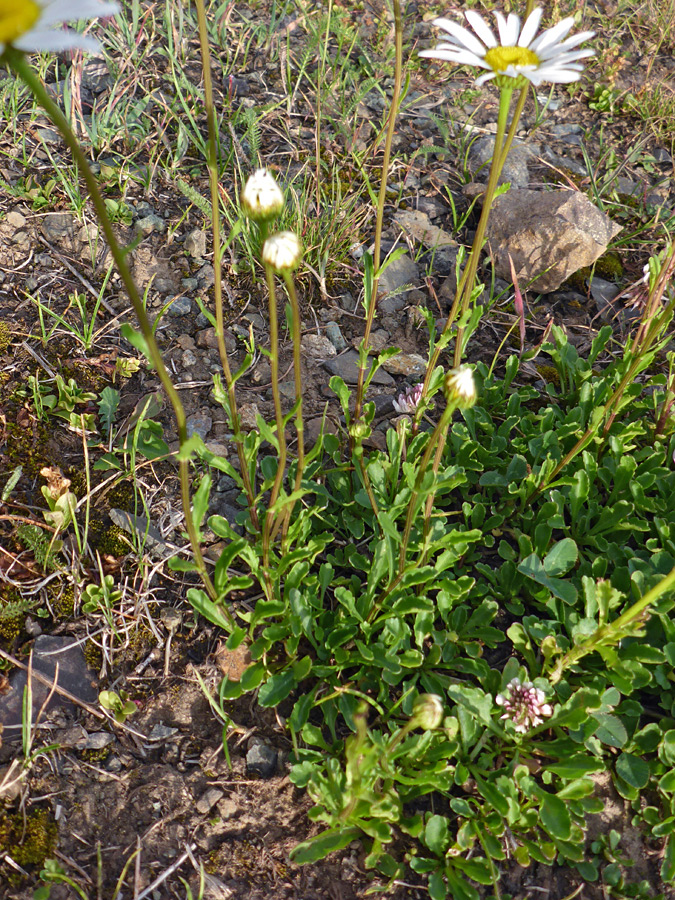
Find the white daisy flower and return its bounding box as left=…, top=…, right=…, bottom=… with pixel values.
left=0, top=0, right=119, bottom=57
left=420, top=7, right=594, bottom=88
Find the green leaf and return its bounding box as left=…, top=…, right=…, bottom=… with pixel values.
left=120, top=323, right=153, bottom=367
left=258, top=670, right=297, bottom=707
left=518, top=553, right=578, bottom=604
left=191, top=474, right=211, bottom=538
left=543, top=538, right=578, bottom=577
left=615, top=752, right=650, bottom=789
left=424, top=815, right=450, bottom=856
left=97, top=386, right=120, bottom=438
left=539, top=791, right=572, bottom=840
left=290, top=827, right=361, bottom=864
left=186, top=588, right=233, bottom=630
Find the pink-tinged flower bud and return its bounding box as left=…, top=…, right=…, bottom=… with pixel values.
left=241, top=168, right=285, bottom=222
left=393, top=382, right=424, bottom=415
left=495, top=677, right=553, bottom=734
left=262, top=232, right=303, bottom=272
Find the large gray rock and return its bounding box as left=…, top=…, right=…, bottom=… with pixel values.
left=468, top=135, right=539, bottom=188
left=486, top=189, right=621, bottom=293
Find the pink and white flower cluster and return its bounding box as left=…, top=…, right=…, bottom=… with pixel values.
left=495, top=677, right=553, bottom=733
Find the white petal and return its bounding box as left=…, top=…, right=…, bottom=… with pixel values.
left=475, top=71, right=497, bottom=86
left=419, top=48, right=488, bottom=69
left=518, top=7, right=543, bottom=47
left=431, top=17, right=487, bottom=57
left=497, top=11, right=521, bottom=46
left=530, top=18, right=575, bottom=53
left=464, top=10, right=497, bottom=48
left=39, top=0, right=119, bottom=27
left=15, top=29, right=102, bottom=52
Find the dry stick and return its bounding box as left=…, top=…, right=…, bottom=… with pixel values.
left=5, top=50, right=220, bottom=612
left=353, top=0, right=403, bottom=425
left=193, top=0, right=259, bottom=533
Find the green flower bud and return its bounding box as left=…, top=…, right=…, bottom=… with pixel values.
left=410, top=693, right=444, bottom=731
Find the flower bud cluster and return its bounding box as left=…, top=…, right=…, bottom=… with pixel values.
left=495, top=678, right=553, bottom=734
left=393, top=382, right=424, bottom=415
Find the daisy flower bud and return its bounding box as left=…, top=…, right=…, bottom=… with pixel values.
left=241, top=168, right=285, bottom=222
left=409, top=694, right=444, bottom=731
left=262, top=231, right=303, bottom=273
left=444, top=365, right=477, bottom=409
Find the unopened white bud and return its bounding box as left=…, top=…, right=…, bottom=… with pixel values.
left=241, top=168, right=285, bottom=222
left=444, top=365, right=477, bottom=409
left=262, top=231, right=303, bottom=272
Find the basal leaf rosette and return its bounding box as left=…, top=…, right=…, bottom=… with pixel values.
left=420, top=7, right=594, bottom=90
left=0, top=0, right=119, bottom=55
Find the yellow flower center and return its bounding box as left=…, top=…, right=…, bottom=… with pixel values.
left=0, top=0, right=40, bottom=45
left=485, top=46, right=539, bottom=73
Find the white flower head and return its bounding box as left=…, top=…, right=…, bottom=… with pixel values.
left=0, top=0, right=119, bottom=56
left=241, top=168, right=285, bottom=222
left=496, top=677, right=553, bottom=733
left=262, top=231, right=303, bottom=273
left=420, top=7, right=595, bottom=88
left=444, top=365, right=477, bottom=409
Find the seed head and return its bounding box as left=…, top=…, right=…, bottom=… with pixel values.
left=409, top=694, right=444, bottom=731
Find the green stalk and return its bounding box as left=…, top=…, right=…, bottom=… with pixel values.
left=280, top=270, right=305, bottom=542
left=193, top=0, right=259, bottom=530
left=417, top=85, right=516, bottom=416
left=262, top=265, right=287, bottom=569
left=3, top=48, right=221, bottom=612
left=398, top=400, right=456, bottom=574
left=549, top=565, right=675, bottom=685
left=354, top=0, right=403, bottom=424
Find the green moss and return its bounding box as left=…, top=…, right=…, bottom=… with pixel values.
left=0, top=807, right=58, bottom=878
left=104, top=479, right=136, bottom=512
left=535, top=365, right=561, bottom=387
left=0, top=321, right=11, bottom=354
left=0, top=586, right=32, bottom=644
left=595, top=250, right=624, bottom=281
left=6, top=419, right=49, bottom=477
left=84, top=639, right=103, bottom=671
left=47, top=583, right=75, bottom=619
left=95, top=524, right=131, bottom=558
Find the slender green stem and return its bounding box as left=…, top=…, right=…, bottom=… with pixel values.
left=262, top=266, right=287, bottom=570
left=280, top=270, right=305, bottom=541
left=452, top=86, right=513, bottom=367
left=398, top=401, right=456, bottom=574
left=354, top=0, right=403, bottom=424
left=193, top=0, right=259, bottom=530
left=549, top=565, right=675, bottom=684
left=417, top=85, right=516, bottom=413
left=3, top=48, right=221, bottom=611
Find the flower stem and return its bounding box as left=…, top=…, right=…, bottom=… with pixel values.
left=193, top=0, right=259, bottom=530
left=280, top=270, right=305, bottom=541
left=354, top=0, right=403, bottom=425
left=3, top=48, right=223, bottom=615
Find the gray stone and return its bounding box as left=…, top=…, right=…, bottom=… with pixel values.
left=109, top=508, right=167, bottom=554
left=468, top=136, right=539, bottom=188
left=7, top=210, right=26, bottom=229
left=381, top=352, right=426, bottom=377
left=184, top=228, right=207, bottom=258
left=136, top=214, right=166, bottom=235
left=393, top=209, right=457, bottom=251
left=208, top=498, right=244, bottom=536
left=376, top=253, right=419, bottom=300
left=549, top=123, right=583, bottom=137
left=378, top=294, right=407, bottom=315
left=197, top=788, right=224, bottom=815
left=41, top=212, right=77, bottom=244
left=351, top=328, right=389, bottom=354
left=239, top=403, right=260, bottom=431
left=217, top=798, right=238, bottom=820
left=182, top=349, right=198, bottom=369
left=251, top=360, right=271, bottom=384
left=169, top=296, right=193, bottom=317
left=279, top=380, right=297, bottom=402
left=186, top=411, right=213, bottom=440
left=246, top=739, right=277, bottom=778
left=486, top=189, right=622, bottom=293
left=541, top=148, right=587, bottom=178
left=196, top=263, right=215, bottom=289
left=182, top=277, right=199, bottom=291
left=0, top=636, right=98, bottom=738
left=81, top=56, right=113, bottom=93
left=83, top=732, right=115, bottom=750
left=325, top=321, right=347, bottom=352
left=301, top=334, right=336, bottom=358
left=322, top=350, right=395, bottom=386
